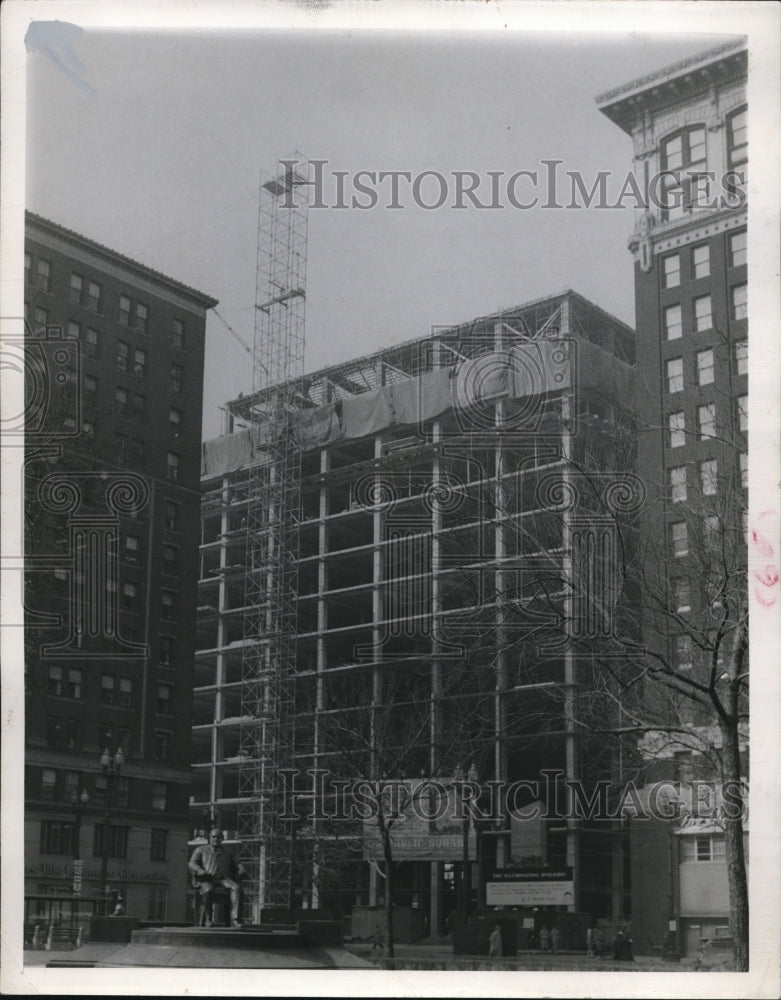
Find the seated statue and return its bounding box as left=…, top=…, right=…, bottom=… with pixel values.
left=188, top=828, right=246, bottom=928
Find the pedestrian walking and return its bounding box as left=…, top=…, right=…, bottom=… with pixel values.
left=539, top=924, right=551, bottom=952
left=488, top=924, right=503, bottom=958
left=551, top=925, right=560, bottom=952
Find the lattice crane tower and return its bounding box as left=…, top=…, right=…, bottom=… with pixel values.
left=237, top=156, right=310, bottom=919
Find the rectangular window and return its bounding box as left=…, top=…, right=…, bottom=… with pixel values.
left=34, top=306, right=48, bottom=330
left=150, top=829, right=168, bottom=862
left=704, top=515, right=720, bottom=550
left=117, top=677, right=133, bottom=708
left=169, top=408, right=181, bottom=436
left=117, top=341, right=130, bottom=372
left=66, top=669, right=82, bottom=699
left=154, top=731, right=171, bottom=763
left=85, top=327, right=99, bottom=358
left=673, top=578, right=691, bottom=612
left=735, top=340, right=747, bottom=376
left=40, top=821, right=73, bottom=856
left=134, top=347, right=147, bottom=378
left=69, top=273, right=83, bottom=305
left=161, top=591, right=176, bottom=620
left=152, top=782, right=167, bottom=811
left=668, top=411, right=686, bottom=448
left=170, top=363, right=183, bottom=393
left=129, top=437, right=144, bottom=461
left=157, top=683, right=173, bottom=714
left=148, top=888, right=168, bottom=921
left=92, top=825, right=129, bottom=859
left=670, top=466, right=686, bottom=502
left=664, top=304, right=682, bottom=340
left=165, top=501, right=179, bottom=531
left=692, top=244, right=710, bottom=280
left=101, top=675, right=115, bottom=705
left=727, top=107, right=747, bottom=190
left=35, top=259, right=52, bottom=292
left=738, top=395, right=748, bottom=433
left=674, top=634, right=693, bottom=670
left=696, top=349, right=714, bottom=386
left=67, top=320, right=81, bottom=341
left=171, top=319, right=185, bottom=349
left=87, top=280, right=101, bottom=312
left=693, top=295, right=712, bottom=332
left=119, top=295, right=131, bottom=325
left=740, top=452, right=748, bottom=489
left=162, top=544, right=177, bottom=572
left=160, top=636, right=174, bottom=666
left=136, top=302, right=148, bottom=333
left=64, top=720, right=82, bottom=750
left=48, top=665, right=63, bottom=696
left=84, top=374, right=97, bottom=395
left=732, top=284, right=748, bottom=321
left=666, top=357, right=684, bottom=393
left=41, top=768, right=57, bottom=800
left=128, top=393, right=144, bottom=419
left=662, top=254, right=680, bottom=289
left=122, top=582, right=137, bottom=610
left=64, top=771, right=80, bottom=798
left=671, top=521, right=688, bottom=558
left=698, top=403, right=716, bottom=440
left=114, top=433, right=128, bottom=462
left=700, top=459, right=718, bottom=496
left=729, top=230, right=747, bottom=268
left=696, top=836, right=712, bottom=861
left=167, top=452, right=180, bottom=481
left=46, top=716, right=62, bottom=748
left=125, top=535, right=139, bottom=562
left=24, top=252, right=31, bottom=281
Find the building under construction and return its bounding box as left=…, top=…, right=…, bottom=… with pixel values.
left=191, top=278, right=641, bottom=933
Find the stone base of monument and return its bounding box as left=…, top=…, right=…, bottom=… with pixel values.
left=130, top=920, right=342, bottom=951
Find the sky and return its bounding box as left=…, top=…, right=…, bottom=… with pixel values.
left=23, top=21, right=737, bottom=440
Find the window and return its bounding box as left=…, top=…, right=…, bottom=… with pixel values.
left=40, top=821, right=73, bottom=855
left=167, top=452, right=180, bottom=481
left=33, top=306, right=48, bottom=330
left=693, top=295, right=712, bottom=332
left=668, top=411, right=686, bottom=448
left=170, top=363, right=183, bottom=393
left=128, top=393, right=145, bottom=419
left=136, top=302, right=148, bottom=333
left=150, top=829, right=168, bottom=862
left=24, top=252, right=31, bottom=281
left=700, top=459, right=718, bottom=496
left=70, top=273, right=83, bottom=305
left=731, top=284, right=748, bottom=321
left=48, top=665, right=63, bottom=696
left=125, top=535, right=139, bottom=562
left=64, top=771, right=80, bottom=798
left=122, top=582, right=137, bottom=610
left=692, top=244, right=710, bottom=280
left=670, top=466, right=686, bottom=502
left=66, top=669, right=82, bottom=699
left=169, top=408, right=181, bottom=436
left=101, top=675, right=115, bottom=705
left=681, top=834, right=726, bottom=862
left=114, top=775, right=130, bottom=808
left=35, top=258, right=52, bottom=292
left=64, top=720, right=82, bottom=750
left=735, top=341, right=747, bottom=376
left=134, top=347, right=146, bottom=378
left=738, top=395, right=748, bottom=433
left=41, top=768, right=57, bottom=800
left=117, top=341, right=130, bottom=372
left=662, top=254, right=680, bottom=289
left=660, top=126, right=707, bottom=220
left=86, top=280, right=101, bottom=311
left=161, top=591, right=176, bottom=620
left=119, top=295, right=131, bottom=325
left=704, top=515, right=720, bottom=550
left=674, top=634, right=693, bottom=670
left=671, top=521, right=688, bottom=558
left=67, top=320, right=81, bottom=342
left=118, top=678, right=133, bottom=708
left=160, top=636, right=174, bottom=666
left=84, top=374, right=97, bottom=395
left=148, top=888, right=168, bottom=921
left=165, top=501, right=179, bottom=531
left=698, top=403, right=716, bottom=440
left=673, top=578, right=691, bottom=612
left=93, top=825, right=129, bottom=859
left=85, top=327, right=99, bottom=358
left=729, top=230, right=747, bottom=268
left=152, top=782, right=167, bottom=811
left=171, top=319, right=185, bottom=349
left=727, top=107, right=747, bottom=191
left=740, top=452, right=748, bottom=489
left=157, top=683, right=173, bottom=715
left=114, top=433, right=128, bottom=462
left=129, top=437, right=144, bottom=461
left=664, top=304, right=682, bottom=340
left=154, top=731, right=171, bottom=763
left=162, top=544, right=177, bottom=572
left=666, top=357, right=684, bottom=393
left=696, top=349, right=714, bottom=386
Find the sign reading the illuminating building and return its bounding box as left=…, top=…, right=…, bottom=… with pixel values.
left=486, top=867, right=574, bottom=906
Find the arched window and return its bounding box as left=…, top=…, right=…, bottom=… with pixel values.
left=659, top=125, right=707, bottom=221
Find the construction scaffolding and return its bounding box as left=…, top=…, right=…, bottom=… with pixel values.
left=237, top=156, right=310, bottom=918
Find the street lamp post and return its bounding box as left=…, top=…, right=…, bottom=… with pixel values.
left=99, top=747, right=125, bottom=914
left=455, top=763, right=479, bottom=922
left=70, top=789, right=90, bottom=897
